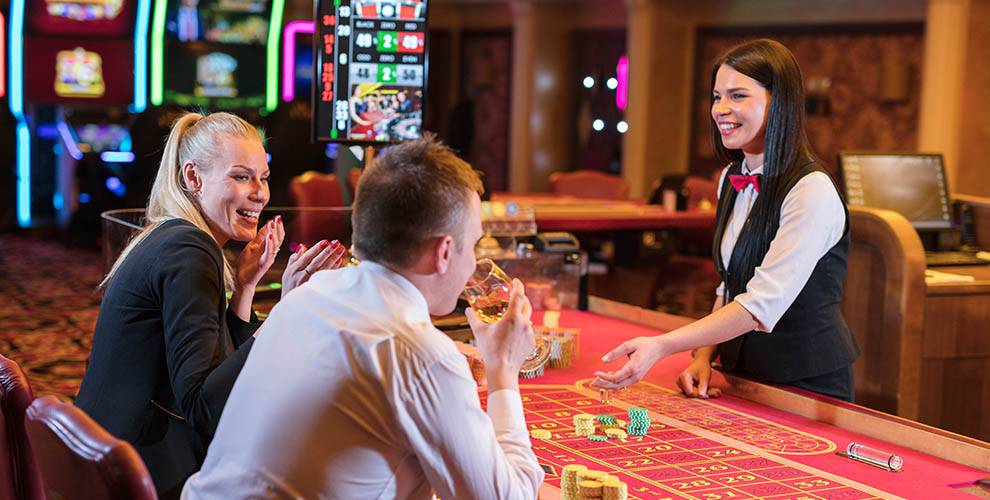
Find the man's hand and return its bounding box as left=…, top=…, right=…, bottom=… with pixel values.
left=467, top=279, right=534, bottom=392
left=591, top=336, right=668, bottom=390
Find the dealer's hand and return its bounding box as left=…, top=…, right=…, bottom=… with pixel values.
left=591, top=336, right=669, bottom=390
left=676, top=356, right=722, bottom=399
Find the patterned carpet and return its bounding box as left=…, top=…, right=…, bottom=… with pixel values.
left=0, top=235, right=102, bottom=400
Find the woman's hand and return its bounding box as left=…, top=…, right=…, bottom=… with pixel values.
left=676, top=356, right=722, bottom=399
left=591, top=336, right=668, bottom=390
left=235, top=216, right=284, bottom=291
left=281, top=239, right=348, bottom=297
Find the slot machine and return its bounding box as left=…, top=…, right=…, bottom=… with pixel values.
left=9, top=0, right=149, bottom=234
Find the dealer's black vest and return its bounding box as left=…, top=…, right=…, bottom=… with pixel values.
left=713, top=161, right=860, bottom=383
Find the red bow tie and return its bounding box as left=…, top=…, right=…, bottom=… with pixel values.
left=728, top=174, right=762, bottom=193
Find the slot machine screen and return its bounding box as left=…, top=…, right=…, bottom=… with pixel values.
left=163, top=41, right=266, bottom=109
left=74, top=123, right=132, bottom=153
left=165, top=0, right=270, bottom=44
left=29, top=0, right=135, bottom=37
left=24, top=37, right=133, bottom=105
left=160, top=0, right=273, bottom=109
left=313, top=0, right=429, bottom=143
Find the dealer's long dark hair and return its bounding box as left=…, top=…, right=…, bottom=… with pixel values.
left=710, top=39, right=824, bottom=297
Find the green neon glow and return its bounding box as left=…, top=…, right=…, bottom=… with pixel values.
left=150, top=0, right=167, bottom=105
left=265, top=0, right=286, bottom=112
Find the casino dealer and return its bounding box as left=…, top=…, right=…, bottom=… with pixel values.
left=593, top=39, right=859, bottom=402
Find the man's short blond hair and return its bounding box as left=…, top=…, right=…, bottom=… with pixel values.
left=352, top=134, right=484, bottom=268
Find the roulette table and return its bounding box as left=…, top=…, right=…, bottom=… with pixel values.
left=482, top=299, right=990, bottom=499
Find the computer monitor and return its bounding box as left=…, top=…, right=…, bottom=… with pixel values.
left=838, top=152, right=953, bottom=230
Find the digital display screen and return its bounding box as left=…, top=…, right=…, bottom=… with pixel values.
left=161, top=0, right=273, bottom=109
left=74, top=123, right=132, bottom=153
left=840, top=153, right=952, bottom=230
left=165, top=0, right=269, bottom=44
left=163, top=41, right=266, bottom=109
left=294, top=38, right=314, bottom=98
left=25, top=37, right=133, bottom=105
left=28, top=0, right=134, bottom=37
left=313, top=0, right=429, bottom=142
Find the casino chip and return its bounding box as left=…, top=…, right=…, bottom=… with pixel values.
left=577, top=480, right=603, bottom=498
left=604, top=428, right=628, bottom=440
left=529, top=429, right=552, bottom=440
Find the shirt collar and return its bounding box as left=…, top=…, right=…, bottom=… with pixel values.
left=741, top=159, right=765, bottom=176
left=356, top=260, right=433, bottom=324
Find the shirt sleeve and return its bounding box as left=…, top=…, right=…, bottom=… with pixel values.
left=154, top=233, right=255, bottom=438
left=395, top=353, right=543, bottom=500
left=733, top=172, right=846, bottom=332
left=226, top=307, right=261, bottom=346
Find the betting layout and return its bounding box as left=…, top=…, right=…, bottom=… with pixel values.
left=480, top=384, right=897, bottom=500
left=313, top=0, right=428, bottom=142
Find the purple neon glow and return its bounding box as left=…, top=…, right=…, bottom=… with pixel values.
left=616, top=54, right=628, bottom=111
left=283, top=20, right=315, bottom=102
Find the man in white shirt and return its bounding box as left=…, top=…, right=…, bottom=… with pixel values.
left=183, top=136, right=544, bottom=499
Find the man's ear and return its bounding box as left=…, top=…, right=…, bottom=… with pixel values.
left=433, top=235, right=454, bottom=274
left=182, top=161, right=201, bottom=194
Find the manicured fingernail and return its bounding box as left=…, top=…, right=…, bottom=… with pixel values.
left=330, top=239, right=340, bottom=246
left=276, top=215, right=282, bottom=223
left=320, top=240, right=330, bottom=248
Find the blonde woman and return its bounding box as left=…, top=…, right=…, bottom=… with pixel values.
left=76, top=112, right=346, bottom=499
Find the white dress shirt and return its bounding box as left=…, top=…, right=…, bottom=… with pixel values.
left=715, top=160, right=846, bottom=332
left=183, top=261, right=543, bottom=500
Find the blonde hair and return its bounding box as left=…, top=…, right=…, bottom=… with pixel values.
left=101, top=111, right=263, bottom=290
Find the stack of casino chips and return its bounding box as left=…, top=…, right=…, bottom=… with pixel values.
left=601, top=476, right=629, bottom=500
left=595, top=414, right=617, bottom=428
left=535, top=326, right=581, bottom=369
left=577, top=480, right=602, bottom=499
left=557, top=467, right=627, bottom=500
left=573, top=413, right=596, bottom=436
left=560, top=464, right=587, bottom=499
left=626, top=407, right=651, bottom=436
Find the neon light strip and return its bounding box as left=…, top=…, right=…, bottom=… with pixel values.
left=1, top=13, right=6, bottom=98
left=265, top=0, right=287, bottom=112
left=101, top=151, right=136, bottom=163
left=10, top=0, right=23, bottom=117
left=616, top=54, right=628, bottom=111
left=150, top=0, right=167, bottom=105
left=10, top=0, right=27, bottom=226
left=282, top=20, right=314, bottom=102
left=57, top=122, right=84, bottom=161
left=15, top=122, right=29, bottom=226
left=133, top=0, right=152, bottom=111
